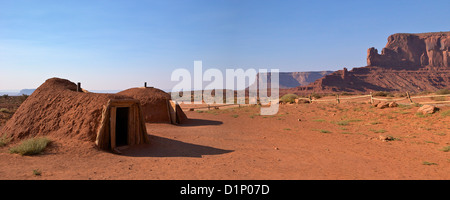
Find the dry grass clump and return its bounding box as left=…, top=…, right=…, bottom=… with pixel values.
left=435, top=89, right=450, bottom=95
left=9, top=137, right=51, bottom=155
left=372, top=91, right=394, bottom=97
left=0, top=135, right=12, bottom=147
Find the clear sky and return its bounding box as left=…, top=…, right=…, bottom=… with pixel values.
left=1, top=0, right=449, bottom=91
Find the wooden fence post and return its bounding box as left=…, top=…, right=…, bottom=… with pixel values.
left=406, top=92, right=413, bottom=104
left=336, top=94, right=340, bottom=104
left=309, top=95, right=312, bottom=104
left=369, top=92, right=374, bottom=104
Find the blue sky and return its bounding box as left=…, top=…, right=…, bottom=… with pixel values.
left=1, top=0, right=449, bottom=91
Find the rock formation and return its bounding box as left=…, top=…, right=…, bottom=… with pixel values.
left=367, top=32, right=450, bottom=68
left=251, top=71, right=333, bottom=89
left=283, top=31, right=450, bottom=95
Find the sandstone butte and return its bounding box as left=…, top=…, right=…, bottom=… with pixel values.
left=283, top=31, right=450, bottom=95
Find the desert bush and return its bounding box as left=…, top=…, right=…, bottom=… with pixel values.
left=370, top=129, right=386, bottom=133
left=440, top=110, right=450, bottom=117
left=422, top=161, right=437, bottom=165
left=9, top=137, right=51, bottom=156
left=336, top=121, right=349, bottom=126
left=18, top=94, right=29, bottom=103
left=33, top=169, right=42, bottom=176
left=0, top=108, right=11, bottom=113
left=279, top=94, right=298, bottom=103
left=0, top=135, right=11, bottom=147
left=416, top=112, right=431, bottom=118
left=372, top=91, right=393, bottom=97
left=395, top=93, right=406, bottom=97
left=431, top=96, right=447, bottom=101
left=311, top=93, right=322, bottom=99
left=440, top=146, right=450, bottom=152
left=436, top=88, right=450, bottom=95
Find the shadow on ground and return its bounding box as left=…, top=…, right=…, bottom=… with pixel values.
left=178, top=118, right=223, bottom=127
left=120, top=135, right=233, bottom=158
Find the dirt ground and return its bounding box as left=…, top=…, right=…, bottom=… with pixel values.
left=0, top=102, right=449, bottom=180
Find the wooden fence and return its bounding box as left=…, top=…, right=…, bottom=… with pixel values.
left=295, top=92, right=450, bottom=105
left=185, top=103, right=247, bottom=111
left=182, top=92, right=450, bottom=111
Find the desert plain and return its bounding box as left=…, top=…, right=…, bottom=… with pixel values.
left=1, top=96, right=449, bottom=180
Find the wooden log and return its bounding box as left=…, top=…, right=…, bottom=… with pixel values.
left=137, top=103, right=149, bottom=144
left=110, top=106, right=117, bottom=150
left=168, top=100, right=177, bottom=124
left=96, top=101, right=112, bottom=150
left=136, top=105, right=141, bottom=145
left=128, top=104, right=136, bottom=146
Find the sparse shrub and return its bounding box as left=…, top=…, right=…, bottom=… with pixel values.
left=441, top=110, right=450, bottom=117
left=0, top=108, right=11, bottom=113
left=9, top=137, right=51, bottom=156
left=431, top=96, right=447, bottom=101
left=440, top=146, right=450, bottom=152
left=2, top=94, right=8, bottom=99
left=33, top=169, right=42, bottom=176
left=398, top=104, right=411, bottom=109
left=395, top=93, right=406, bottom=98
left=313, top=129, right=331, bottom=133
left=372, top=91, right=392, bottom=97
left=336, top=119, right=362, bottom=126
left=422, top=161, right=438, bottom=165
left=311, top=93, right=322, bottom=99
left=436, top=88, right=450, bottom=95
left=415, top=112, right=431, bottom=118
left=231, top=114, right=239, bottom=118
left=19, top=94, right=29, bottom=103
left=370, top=129, right=386, bottom=133
left=0, top=135, right=11, bottom=147
left=249, top=113, right=259, bottom=118
left=336, top=121, right=349, bottom=126
left=279, top=94, right=298, bottom=104
left=412, top=103, right=421, bottom=107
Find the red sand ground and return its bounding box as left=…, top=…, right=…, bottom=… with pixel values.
left=0, top=102, right=449, bottom=180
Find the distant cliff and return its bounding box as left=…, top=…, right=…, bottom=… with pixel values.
left=251, top=71, right=333, bottom=89
left=19, top=89, right=36, bottom=95
left=367, top=32, right=450, bottom=68
left=284, top=32, right=450, bottom=95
